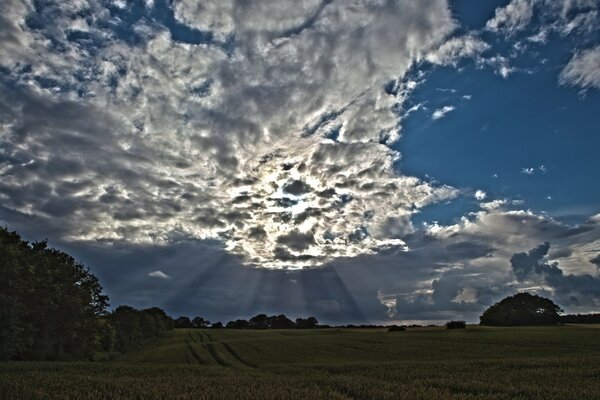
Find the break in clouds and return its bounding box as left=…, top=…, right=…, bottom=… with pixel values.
left=1, top=0, right=600, bottom=319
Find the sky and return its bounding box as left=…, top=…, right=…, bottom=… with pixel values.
left=1, top=0, right=599, bottom=324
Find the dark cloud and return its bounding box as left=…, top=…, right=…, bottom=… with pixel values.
left=283, top=180, right=312, bottom=196
left=511, top=242, right=600, bottom=307
left=277, top=229, right=316, bottom=251
left=590, top=254, right=600, bottom=269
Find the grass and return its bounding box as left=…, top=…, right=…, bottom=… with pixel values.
left=2, top=325, right=600, bottom=399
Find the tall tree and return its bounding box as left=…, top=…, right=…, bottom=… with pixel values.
left=480, top=293, right=562, bottom=326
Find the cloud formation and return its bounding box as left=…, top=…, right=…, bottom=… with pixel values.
left=432, top=106, right=455, bottom=120
left=0, top=0, right=472, bottom=268
left=560, top=45, right=600, bottom=90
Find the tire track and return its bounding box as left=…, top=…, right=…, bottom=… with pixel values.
left=204, top=343, right=229, bottom=367
left=185, top=338, right=205, bottom=365
left=221, top=342, right=257, bottom=368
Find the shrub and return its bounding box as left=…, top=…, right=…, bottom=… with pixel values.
left=445, top=321, right=466, bottom=329
left=387, top=325, right=406, bottom=332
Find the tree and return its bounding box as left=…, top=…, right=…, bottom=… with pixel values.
left=174, top=316, right=194, bottom=328
left=479, top=293, right=563, bottom=326
left=295, top=317, right=318, bottom=329
left=192, top=316, right=210, bottom=328
left=269, top=314, right=295, bottom=329
left=226, top=319, right=250, bottom=329
left=0, top=228, right=109, bottom=360
left=445, top=321, right=466, bottom=329
left=249, top=314, right=270, bottom=329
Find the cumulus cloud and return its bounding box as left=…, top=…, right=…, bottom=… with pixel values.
left=0, top=0, right=465, bottom=269
left=474, top=190, right=487, bottom=201
left=425, top=35, right=490, bottom=66
left=432, top=105, right=455, bottom=120
left=511, top=242, right=600, bottom=307
left=560, top=45, right=600, bottom=90
left=148, top=270, right=170, bottom=279
left=486, top=0, right=534, bottom=34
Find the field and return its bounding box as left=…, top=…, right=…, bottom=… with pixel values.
left=2, top=325, right=600, bottom=399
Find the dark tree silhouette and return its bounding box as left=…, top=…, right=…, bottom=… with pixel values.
left=269, top=314, right=295, bottom=329
left=192, top=317, right=210, bottom=328
left=0, top=228, right=173, bottom=360
left=174, top=316, right=194, bottom=328
left=0, top=228, right=108, bottom=360
left=249, top=314, right=270, bottom=329
left=445, top=321, right=466, bottom=329
left=226, top=319, right=250, bottom=329
left=295, top=317, right=318, bottom=329
left=480, top=293, right=563, bottom=326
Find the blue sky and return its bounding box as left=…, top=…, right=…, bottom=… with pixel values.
left=1, top=0, right=599, bottom=323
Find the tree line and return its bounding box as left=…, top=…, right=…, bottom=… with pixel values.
left=0, top=228, right=173, bottom=360
left=172, top=314, right=319, bottom=329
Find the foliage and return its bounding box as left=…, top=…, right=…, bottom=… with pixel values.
left=480, top=293, right=563, bottom=326
left=445, top=321, right=466, bottom=329
left=387, top=325, right=406, bottom=332
left=0, top=227, right=173, bottom=360
left=222, top=314, right=317, bottom=329
left=0, top=228, right=108, bottom=360
left=108, top=306, right=173, bottom=353
left=560, top=313, right=600, bottom=324
left=295, top=317, right=318, bottom=329
left=174, top=316, right=194, bottom=329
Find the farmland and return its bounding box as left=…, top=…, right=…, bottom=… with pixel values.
left=2, top=325, right=600, bottom=399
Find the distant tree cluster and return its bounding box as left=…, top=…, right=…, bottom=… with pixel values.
left=104, top=306, right=173, bottom=353
left=387, top=325, right=406, bottom=332
left=170, top=314, right=320, bottom=330
left=223, top=314, right=318, bottom=329
left=445, top=321, right=466, bottom=329
left=480, top=293, right=563, bottom=326
left=0, top=228, right=173, bottom=360
left=559, top=314, right=600, bottom=324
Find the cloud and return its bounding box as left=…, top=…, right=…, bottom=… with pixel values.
left=432, top=105, right=455, bottom=120
left=148, top=270, right=170, bottom=279
left=521, top=167, right=535, bottom=175
left=474, top=190, right=487, bottom=201
left=0, top=0, right=462, bottom=269
left=510, top=242, right=600, bottom=307
left=560, top=45, right=600, bottom=90
left=425, top=35, right=490, bottom=66
left=486, top=0, right=534, bottom=34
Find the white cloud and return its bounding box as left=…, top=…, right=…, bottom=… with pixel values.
left=0, top=0, right=461, bottom=269
left=432, top=105, right=455, bottom=120
left=148, top=270, right=170, bottom=279
left=425, top=35, right=490, bottom=66
left=522, top=167, right=535, bottom=175
left=486, top=0, right=534, bottom=34
left=474, top=190, right=487, bottom=201
left=560, top=45, right=600, bottom=90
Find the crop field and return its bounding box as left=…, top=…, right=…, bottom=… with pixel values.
left=2, top=325, right=600, bottom=399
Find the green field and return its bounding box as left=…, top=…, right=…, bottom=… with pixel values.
left=2, top=325, right=600, bottom=399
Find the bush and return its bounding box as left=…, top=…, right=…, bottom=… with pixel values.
left=445, top=321, right=466, bottom=329
left=387, top=325, right=406, bottom=332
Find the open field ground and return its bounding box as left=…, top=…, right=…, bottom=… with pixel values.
left=2, top=325, right=600, bottom=399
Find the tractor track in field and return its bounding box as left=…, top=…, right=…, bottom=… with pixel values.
left=203, top=343, right=229, bottom=367
left=184, top=338, right=205, bottom=365
left=203, top=331, right=213, bottom=342
left=221, top=342, right=257, bottom=368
